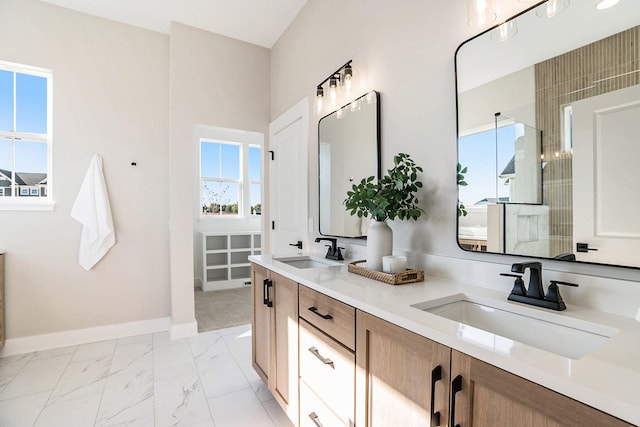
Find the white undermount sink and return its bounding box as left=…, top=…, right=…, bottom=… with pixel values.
left=273, top=255, right=341, bottom=269
left=412, top=295, right=618, bottom=359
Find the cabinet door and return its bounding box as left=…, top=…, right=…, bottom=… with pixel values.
left=356, top=311, right=451, bottom=427
left=272, top=271, right=299, bottom=421
left=450, top=350, right=633, bottom=427
left=251, top=263, right=270, bottom=383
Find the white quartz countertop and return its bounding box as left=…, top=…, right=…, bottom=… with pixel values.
left=250, top=254, right=640, bottom=425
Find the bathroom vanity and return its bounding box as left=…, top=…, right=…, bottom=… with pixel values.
left=250, top=255, right=639, bottom=427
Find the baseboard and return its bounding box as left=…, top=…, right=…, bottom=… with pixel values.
left=0, top=317, right=171, bottom=357
left=202, top=279, right=251, bottom=292
left=170, top=321, right=198, bottom=340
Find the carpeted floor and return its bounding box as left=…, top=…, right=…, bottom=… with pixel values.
left=195, top=286, right=252, bottom=332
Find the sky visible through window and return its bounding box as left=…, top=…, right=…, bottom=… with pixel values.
left=200, top=141, right=261, bottom=214
left=458, top=124, right=516, bottom=207
left=0, top=69, right=48, bottom=174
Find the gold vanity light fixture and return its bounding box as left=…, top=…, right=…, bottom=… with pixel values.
left=467, top=0, right=497, bottom=28
left=596, top=0, right=620, bottom=10
left=535, top=0, right=570, bottom=18
left=315, top=60, right=353, bottom=116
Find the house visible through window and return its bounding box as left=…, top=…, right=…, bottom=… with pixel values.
left=200, top=140, right=261, bottom=217
left=0, top=61, right=52, bottom=208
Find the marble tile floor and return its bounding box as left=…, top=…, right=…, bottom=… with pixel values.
left=0, top=324, right=293, bottom=427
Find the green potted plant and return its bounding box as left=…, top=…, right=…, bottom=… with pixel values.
left=344, top=152, right=425, bottom=270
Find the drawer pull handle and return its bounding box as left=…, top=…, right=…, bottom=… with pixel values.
left=308, top=412, right=325, bottom=427
left=308, top=346, right=334, bottom=368
left=308, top=306, right=333, bottom=320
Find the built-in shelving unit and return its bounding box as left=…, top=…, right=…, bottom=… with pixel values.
left=202, top=232, right=261, bottom=291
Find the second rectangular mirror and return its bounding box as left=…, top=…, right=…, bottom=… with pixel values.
left=319, top=91, right=380, bottom=238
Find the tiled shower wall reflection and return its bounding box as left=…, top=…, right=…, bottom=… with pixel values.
left=535, top=26, right=640, bottom=256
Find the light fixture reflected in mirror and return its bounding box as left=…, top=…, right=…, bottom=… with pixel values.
left=315, top=60, right=354, bottom=116
left=536, top=0, right=570, bottom=18
left=490, top=21, right=518, bottom=41
left=596, top=0, right=620, bottom=10
left=467, top=0, right=497, bottom=28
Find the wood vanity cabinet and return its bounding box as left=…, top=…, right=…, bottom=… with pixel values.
left=450, top=350, right=633, bottom=427
left=251, top=263, right=298, bottom=422
left=251, top=266, right=633, bottom=427
left=355, top=310, right=451, bottom=427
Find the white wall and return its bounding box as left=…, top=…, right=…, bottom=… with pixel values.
left=0, top=0, right=171, bottom=339
left=168, top=23, right=270, bottom=331
left=270, top=0, right=640, bottom=314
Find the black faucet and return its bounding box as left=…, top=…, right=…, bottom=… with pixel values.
left=511, top=261, right=544, bottom=299
left=501, top=261, right=579, bottom=311
left=314, top=237, right=344, bottom=261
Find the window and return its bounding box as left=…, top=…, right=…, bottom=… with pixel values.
left=0, top=61, right=52, bottom=209
left=200, top=139, right=261, bottom=218
left=458, top=124, right=517, bottom=207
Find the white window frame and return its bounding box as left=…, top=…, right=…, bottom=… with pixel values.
left=200, top=140, right=243, bottom=217
left=196, top=126, right=263, bottom=220
left=248, top=144, right=262, bottom=216
left=0, top=60, right=53, bottom=211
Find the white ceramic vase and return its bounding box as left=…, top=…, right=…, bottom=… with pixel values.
left=366, top=220, right=393, bottom=271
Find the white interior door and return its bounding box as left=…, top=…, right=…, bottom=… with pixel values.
left=268, top=98, right=308, bottom=255
left=572, top=84, right=640, bottom=264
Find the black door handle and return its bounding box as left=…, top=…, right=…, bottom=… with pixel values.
left=450, top=375, right=463, bottom=427
left=289, top=240, right=303, bottom=249
left=430, top=365, right=442, bottom=426
left=576, top=242, right=598, bottom=253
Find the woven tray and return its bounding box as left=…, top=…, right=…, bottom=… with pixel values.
left=347, top=260, right=424, bottom=285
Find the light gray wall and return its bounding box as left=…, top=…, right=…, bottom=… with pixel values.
left=0, top=1, right=271, bottom=341
left=271, top=0, right=488, bottom=259
left=0, top=0, right=171, bottom=338
left=168, top=23, right=270, bottom=327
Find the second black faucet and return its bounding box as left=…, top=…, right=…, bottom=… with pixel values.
left=314, top=237, right=344, bottom=261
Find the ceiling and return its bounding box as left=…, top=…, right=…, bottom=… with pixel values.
left=40, top=0, right=308, bottom=48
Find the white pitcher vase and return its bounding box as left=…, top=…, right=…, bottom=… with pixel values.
left=366, top=220, right=393, bottom=271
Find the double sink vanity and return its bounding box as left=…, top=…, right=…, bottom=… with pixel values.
left=250, top=254, right=639, bottom=427
left=254, top=2, right=640, bottom=425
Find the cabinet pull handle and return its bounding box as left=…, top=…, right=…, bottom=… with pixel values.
left=450, top=375, right=463, bottom=427
left=308, top=306, right=333, bottom=320
left=264, top=279, right=273, bottom=308
left=262, top=278, right=268, bottom=306
left=308, top=412, right=324, bottom=427
left=308, top=346, right=334, bottom=368
left=430, top=365, right=442, bottom=426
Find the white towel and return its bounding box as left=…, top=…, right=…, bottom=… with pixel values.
left=71, top=154, right=116, bottom=271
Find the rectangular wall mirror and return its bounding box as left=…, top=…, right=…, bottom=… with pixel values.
left=319, top=90, right=380, bottom=238
left=455, top=0, right=640, bottom=269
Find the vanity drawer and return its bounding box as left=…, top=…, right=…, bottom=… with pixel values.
left=299, top=380, right=349, bottom=427
left=299, top=319, right=355, bottom=425
left=299, top=285, right=355, bottom=350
